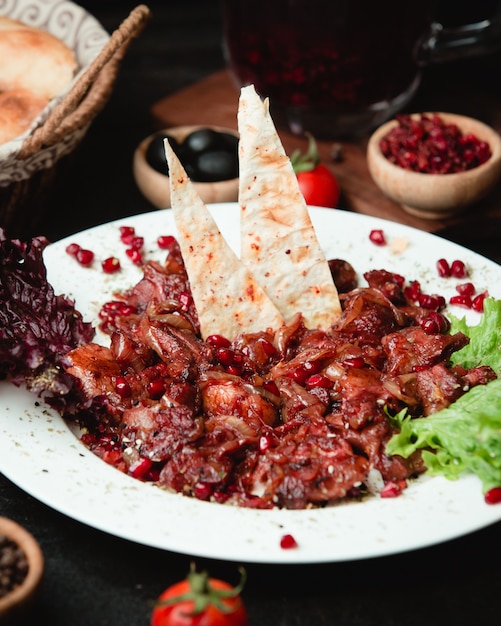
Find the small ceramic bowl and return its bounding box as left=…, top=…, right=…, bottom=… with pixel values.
left=133, top=125, right=240, bottom=209
left=367, top=112, right=501, bottom=219
left=0, top=517, right=44, bottom=625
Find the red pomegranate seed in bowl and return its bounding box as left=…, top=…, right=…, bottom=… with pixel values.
left=367, top=112, right=501, bottom=220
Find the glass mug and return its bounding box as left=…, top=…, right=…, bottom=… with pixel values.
left=221, top=0, right=501, bottom=138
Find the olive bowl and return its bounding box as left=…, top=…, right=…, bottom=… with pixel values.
left=367, top=112, right=501, bottom=220
left=133, top=125, right=240, bottom=209
left=0, top=517, right=44, bottom=625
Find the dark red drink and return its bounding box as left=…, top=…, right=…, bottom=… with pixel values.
left=222, top=0, right=435, bottom=138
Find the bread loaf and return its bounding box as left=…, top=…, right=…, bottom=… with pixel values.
left=0, top=89, right=49, bottom=144
left=0, top=16, right=77, bottom=145
left=0, top=16, right=77, bottom=99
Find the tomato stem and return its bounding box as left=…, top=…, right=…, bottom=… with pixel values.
left=156, top=563, right=247, bottom=616
left=290, top=132, right=321, bottom=173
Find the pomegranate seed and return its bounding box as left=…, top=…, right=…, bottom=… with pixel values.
left=65, top=242, right=81, bottom=256
left=75, top=248, right=95, bottom=266
left=369, top=229, right=386, bottom=246
left=258, top=337, right=277, bottom=357
left=343, top=357, right=365, bottom=368
left=421, top=316, right=440, bottom=334
left=119, top=226, right=135, bottom=243
left=216, top=347, right=236, bottom=366
left=392, top=273, right=405, bottom=287
left=449, top=294, right=472, bottom=308
left=129, top=457, right=153, bottom=480
left=413, top=364, right=429, bottom=372
left=472, top=292, right=488, bottom=312
left=418, top=293, right=445, bottom=310
left=259, top=433, right=274, bottom=453
left=455, top=282, right=475, bottom=297
left=212, top=490, right=230, bottom=504
left=263, top=380, right=280, bottom=396
left=101, top=256, right=121, bottom=274
left=178, top=292, right=193, bottom=311
left=305, top=374, right=332, bottom=390
left=404, top=280, right=421, bottom=302
left=380, top=480, right=406, bottom=498
left=206, top=334, right=231, bottom=349
left=420, top=311, right=451, bottom=335
left=303, top=361, right=322, bottom=376
left=484, top=486, right=501, bottom=505
left=436, top=258, right=451, bottom=277
left=450, top=259, right=468, bottom=278
left=157, top=235, right=176, bottom=249
left=125, top=248, right=143, bottom=265
left=147, top=379, right=165, bottom=399
left=194, top=482, right=213, bottom=500
left=288, top=366, right=309, bottom=386
left=102, top=450, right=122, bottom=466
left=129, top=236, right=144, bottom=250
left=115, top=376, right=132, bottom=398
left=280, top=534, right=298, bottom=549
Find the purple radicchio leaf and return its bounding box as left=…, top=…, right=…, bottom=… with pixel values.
left=0, top=229, right=95, bottom=411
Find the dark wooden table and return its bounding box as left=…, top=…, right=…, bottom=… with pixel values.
left=2, top=1, right=501, bottom=625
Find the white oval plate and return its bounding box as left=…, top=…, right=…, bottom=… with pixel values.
left=1, top=205, right=500, bottom=564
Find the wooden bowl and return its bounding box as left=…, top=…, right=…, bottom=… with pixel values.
left=133, top=125, right=240, bottom=209
left=0, top=517, right=44, bottom=625
left=367, top=112, right=501, bottom=219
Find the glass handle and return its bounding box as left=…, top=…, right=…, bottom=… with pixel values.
left=418, top=13, right=501, bottom=65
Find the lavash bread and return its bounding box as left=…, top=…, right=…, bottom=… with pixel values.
left=0, top=15, right=77, bottom=145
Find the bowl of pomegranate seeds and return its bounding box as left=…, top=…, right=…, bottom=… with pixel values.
left=367, top=112, right=501, bottom=219
left=0, top=517, right=44, bottom=624
left=133, top=125, right=240, bottom=208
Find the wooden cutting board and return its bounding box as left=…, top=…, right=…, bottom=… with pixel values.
left=149, top=70, right=501, bottom=237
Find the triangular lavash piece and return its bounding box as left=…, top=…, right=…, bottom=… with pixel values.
left=164, top=140, right=284, bottom=340
left=238, top=85, right=341, bottom=329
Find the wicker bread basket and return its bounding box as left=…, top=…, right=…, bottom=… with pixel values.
left=0, top=2, right=150, bottom=239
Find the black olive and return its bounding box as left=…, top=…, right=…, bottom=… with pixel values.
left=144, top=128, right=239, bottom=182
left=183, top=128, right=226, bottom=154
left=217, top=132, right=239, bottom=152
left=194, top=150, right=239, bottom=182
left=145, top=133, right=182, bottom=175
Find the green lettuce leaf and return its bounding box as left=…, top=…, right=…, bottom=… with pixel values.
left=449, top=297, right=501, bottom=372
left=387, top=378, right=501, bottom=492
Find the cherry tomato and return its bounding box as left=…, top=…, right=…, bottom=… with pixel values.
left=151, top=565, right=248, bottom=626
left=291, top=133, right=340, bottom=208
left=296, top=163, right=340, bottom=208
